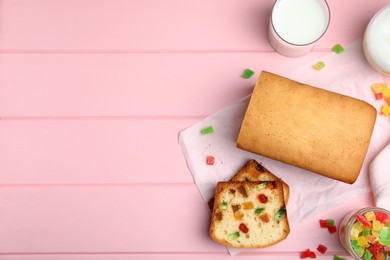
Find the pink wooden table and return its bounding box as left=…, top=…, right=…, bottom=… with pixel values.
left=0, top=0, right=389, bottom=259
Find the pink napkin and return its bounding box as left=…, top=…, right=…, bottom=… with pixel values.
left=369, top=141, right=390, bottom=211
left=179, top=41, right=390, bottom=255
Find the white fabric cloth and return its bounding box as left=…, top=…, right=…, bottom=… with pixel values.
left=179, top=41, right=390, bottom=255
left=370, top=142, right=390, bottom=211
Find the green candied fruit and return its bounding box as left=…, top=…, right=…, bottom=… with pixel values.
left=257, top=182, right=268, bottom=190
left=362, top=229, right=371, bottom=236
left=254, top=207, right=265, bottom=215
left=353, top=246, right=365, bottom=257
left=379, top=229, right=390, bottom=246
left=242, top=69, right=255, bottom=79
left=275, top=207, right=286, bottom=221
left=332, top=44, right=345, bottom=54
left=219, top=201, right=228, bottom=210
left=200, top=126, right=214, bottom=135
left=364, top=250, right=373, bottom=260
left=228, top=231, right=240, bottom=240
left=326, top=219, right=335, bottom=227
left=333, top=256, right=346, bottom=260
left=313, top=61, right=325, bottom=70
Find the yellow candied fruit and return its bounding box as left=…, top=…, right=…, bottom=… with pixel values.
left=357, top=236, right=370, bottom=248
left=242, top=202, right=254, bottom=210
left=381, top=105, right=390, bottom=117
left=371, top=83, right=388, bottom=94
left=384, top=88, right=390, bottom=105
left=350, top=227, right=361, bottom=240
left=373, top=220, right=383, bottom=232
left=353, top=221, right=364, bottom=232
left=372, top=230, right=380, bottom=236
left=365, top=211, right=376, bottom=222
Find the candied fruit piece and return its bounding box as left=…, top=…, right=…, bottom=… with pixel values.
left=313, top=61, right=325, bottom=70
left=201, top=126, right=214, bottom=135
left=371, top=83, right=387, bottom=94
left=242, top=69, right=255, bottom=79
left=327, top=219, right=335, bottom=227
left=384, top=88, right=390, bottom=105
left=206, top=156, right=215, bottom=165
left=375, top=212, right=389, bottom=224
left=228, top=231, right=240, bottom=240
left=242, top=202, right=254, bottom=210
left=328, top=226, right=337, bottom=233
left=317, top=244, right=327, bottom=254
left=332, top=44, right=345, bottom=54
left=356, top=213, right=372, bottom=228
left=219, top=201, right=228, bottom=209
left=301, top=249, right=316, bottom=258
left=364, top=249, right=373, bottom=260
left=351, top=227, right=360, bottom=240
left=381, top=105, right=390, bottom=117
left=320, top=219, right=328, bottom=228
left=369, top=242, right=384, bottom=256
left=254, top=207, right=264, bottom=215
left=373, top=220, right=383, bottom=232
left=239, top=223, right=249, bottom=233
left=275, top=207, right=286, bottom=222
left=357, top=236, right=370, bottom=248
left=375, top=92, right=384, bottom=100
left=365, top=211, right=376, bottom=222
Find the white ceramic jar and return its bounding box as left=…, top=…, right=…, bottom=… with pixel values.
left=363, top=5, right=390, bottom=75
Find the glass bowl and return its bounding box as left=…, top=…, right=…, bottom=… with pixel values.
left=339, top=207, right=390, bottom=259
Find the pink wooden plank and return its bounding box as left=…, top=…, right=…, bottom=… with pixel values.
left=0, top=185, right=373, bottom=254
left=0, top=254, right=350, bottom=260
left=0, top=252, right=353, bottom=260
left=0, top=185, right=221, bottom=253
left=0, top=118, right=195, bottom=184
left=0, top=52, right=324, bottom=117
left=0, top=0, right=387, bottom=51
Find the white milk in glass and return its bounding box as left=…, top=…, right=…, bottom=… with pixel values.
left=268, top=0, right=330, bottom=56
left=363, top=5, right=390, bottom=75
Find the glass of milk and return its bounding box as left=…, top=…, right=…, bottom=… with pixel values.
left=268, top=0, right=330, bottom=57
left=363, top=5, right=390, bottom=75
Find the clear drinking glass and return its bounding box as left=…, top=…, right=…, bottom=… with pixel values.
left=268, top=0, right=330, bottom=57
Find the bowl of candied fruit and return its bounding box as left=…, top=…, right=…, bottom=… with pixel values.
left=339, top=207, right=390, bottom=260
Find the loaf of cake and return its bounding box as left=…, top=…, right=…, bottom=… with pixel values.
left=231, top=160, right=290, bottom=205
left=237, top=71, right=377, bottom=184
left=209, top=181, right=289, bottom=248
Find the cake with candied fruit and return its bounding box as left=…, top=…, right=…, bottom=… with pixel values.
left=209, top=181, right=289, bottom=248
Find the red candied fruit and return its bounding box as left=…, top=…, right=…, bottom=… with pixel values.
left=319, top=219, right=328, bottom=228
left=239, top=223, right=249, bottom=233
left=317, top=244, right=327, bottom=254
left=374, top=211, right=389, bottom=224
left=206, top=156, right=215, bottom=165
left=328, top=226, right=337, bottom=233
left=356, top=213, right=372, bottom=228
left=300, top=249, right=316, bottom=258
left=258, top=194, right=268, bottom=203
left=369, top=242, right=385, bottom=256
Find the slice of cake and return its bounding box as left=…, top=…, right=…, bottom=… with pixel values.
left=231, top=160, right=290, bottom=205
left=209, top=181, right=289, bottom=248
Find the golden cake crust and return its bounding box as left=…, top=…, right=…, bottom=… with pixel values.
left=237, top=71, right=377, bottom=184
left=231, top=160, right=290, bottom=205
